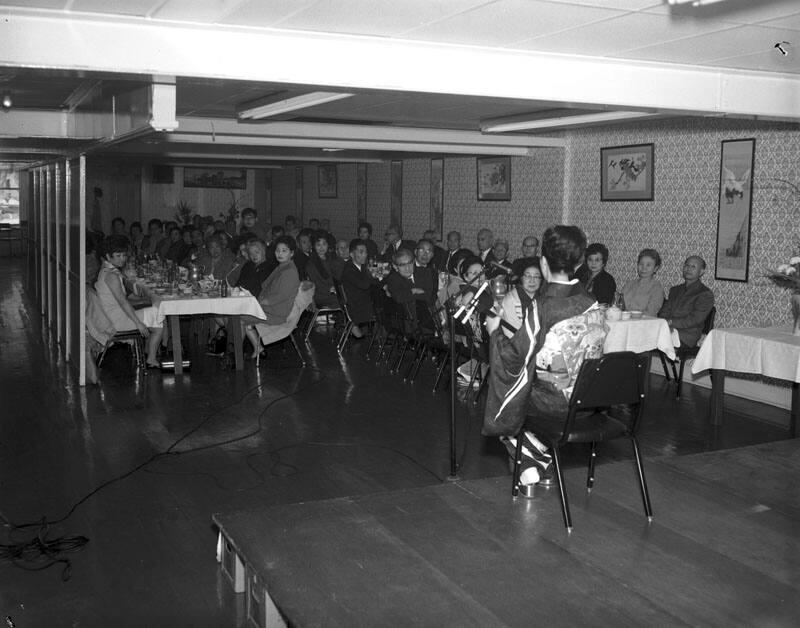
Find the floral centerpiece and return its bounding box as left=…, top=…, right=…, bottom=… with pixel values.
left=766, top=253, right=800, bottom=336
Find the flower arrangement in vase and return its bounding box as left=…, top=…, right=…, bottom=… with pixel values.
left=766, top=253, right=800, bottom=336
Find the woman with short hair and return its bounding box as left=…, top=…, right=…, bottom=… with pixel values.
left=620, top=248, right=665, bottom=316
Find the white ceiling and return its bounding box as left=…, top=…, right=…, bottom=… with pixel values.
left=0, top=0, right=798, bottom=165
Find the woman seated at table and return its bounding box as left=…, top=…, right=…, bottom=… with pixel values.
left=620, top=248, right=665, bottom=316
left=306, top=231, right=340, bottom=309
left=500, top=262, right=543, bottom=338
left=163, top=226, right=190, bottom=265
left=576, top=242, right=616, bottom=306
left=195, top=234, right=236, bottom=280
left=244, top=236, right=301, bottom=356
left=236, top=239, right=275, bottom=297
left=95, top=235, right=163, bottom=368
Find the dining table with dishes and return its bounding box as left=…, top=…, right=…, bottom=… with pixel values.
left=132, top=260, right=265, bottom=373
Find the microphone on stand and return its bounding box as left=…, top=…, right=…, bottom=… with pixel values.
left=487, top=260, right=513, bottom=274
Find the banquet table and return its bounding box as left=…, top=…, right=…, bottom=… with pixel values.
left=149, top=289, right=265, bottom=374
left=604, top=315, right=679, bottom=361
left=692, top=326, right=800, bottom=437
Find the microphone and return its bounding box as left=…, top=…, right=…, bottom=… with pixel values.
left=487, top=260, right=513, bottom=273
left=454, top=280, right=489, bottom=319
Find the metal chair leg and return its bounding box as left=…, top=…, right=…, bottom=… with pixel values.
left=433, top=352, right=449, bottom=392
left=659, top=352, right=671, bottom=380
left=551, top=446, right=572, bottom=532
left=587, top=441, right=597, bottom=491
left=631, top=436, right=653, bottom=520
left=404, top=344, right=424, bottom=381
left=392, top=338, right=410, bottom=373
left=676, top=358, right=685, bottom=397
left=511, top=435, right=524, bottom=497
left=290, top=334, right=306, bottom=367
left=304, top=306, right=319, bottom=343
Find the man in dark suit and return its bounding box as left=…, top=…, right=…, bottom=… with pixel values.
left=477, top=228, right=495, bottom=267
left=379, top=223, right=417, bottom=264
left=658, top=255, right=715, bottom=348
left=444, top=230, right=473, bottom=275
left=357, top=222, right=380, bottom=262
left=413, top=239, right=438, bottom=306
left=384, top=247, right=434, bottom=332
left=341, top=239, right=382, bottom=338
left=423, top=229, right=448, bottom=272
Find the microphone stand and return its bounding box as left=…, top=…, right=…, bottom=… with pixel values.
left=440, top=271, right=485, bottom=481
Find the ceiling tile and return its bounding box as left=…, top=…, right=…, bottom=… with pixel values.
left=401, top=0, right=625, bottom=47
left=757, top=13, right=800, bottom=31
left=703, top=48, right=800, bottom=75
left=150, top=0, right=250, bottom=22
left=620, top=24, right=798, bottom=65
left=538, top=0, right=661, bottom=10
left=0, top=0, right=67, bottom=9
left=69, top=0, right=163, bottom=17
left=219, top=0, right=318, bottom=28
left=275, top=0, right=492, bottom=37
left=515, top=11, right=734, bottom=56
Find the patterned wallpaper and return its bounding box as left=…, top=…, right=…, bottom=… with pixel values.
left=564, top=118, right=800, bottom=329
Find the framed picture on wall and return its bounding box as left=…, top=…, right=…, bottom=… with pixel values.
left=430, top=158, right=444, bottom=237
left=600, top=143, right=654, bottom=201
left=715, top=138, right=755, bottom=282
left=477, top=156, right=511, bottom=201
left=318, top=165, right=337, bottom=198
left=184, top=168, right=246, bottom=189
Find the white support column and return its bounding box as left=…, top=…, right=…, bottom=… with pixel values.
left=55, top=162, right=63, bottom=346
left=45, top=167, right=53, bottom=328
left=65, top=158, right=72, bottom=362
left=79, top=156, right=86, bottom=387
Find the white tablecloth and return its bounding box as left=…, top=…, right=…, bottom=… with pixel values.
left=604, top=315, right=679, bottom=360
left=692, top=326, right=800, bottom=383
left=152, top=293, right=266, bottom=325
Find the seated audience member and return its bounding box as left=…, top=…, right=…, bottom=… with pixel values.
left=293, top=228, right=313, bottom=279
left=476, top=228, right=495, bottom=265
left=111, top=217, right=126, bottom=236
left=236, top=239, right=275, bottom=298
left=341, top=239, right=382, bottom=338
left=454, top=256, right=491, bottom=381
left=357, top=222, right=379, bottom=262
left=225, top=234, right=255, bottom=287
left=658, top=255, right=714, bottom=348
left=95, top=235, right=163, bottom=368
left=621, top=248, right=665, bottom=316
left=308, top=218, right=320, bottom=231
left=244, top=236, right=301, bottom=356
left=444, top=230, right=466, bottom=275
left=413, top=239, right=438, bottom=306
left=239, top=207, right=270, bottom=241
left=182, top=227, right=206, bottom=267
left=269, top=225, right=285, bottom=243
left=141, top=218, right=165, bottom=258
left=423, top=229, right=448, bottom=271
left=486, top=238, right=513, bottom=278
left=195, top=234, right=236, bottom=279
left=500, top=263, right=543, bottom=338
left=331, top=239, right=350, bottom=281
left=384, top=248, right=435, bottom=331
left=284, top=215, right=300, bottom=239
left=511, top=236, right=540, bottom=281
left=201, top=216, right=217, bottom=240
left=164, top=226, right=190, bottom=265
left=379, top=223, right=417, bottom=264
left=485, top=225, right=606, bottom=486
left=319, top=219, right=336, bottom=249
left=576, top=242, right=617, bottom=306
left=129, top=221, right=144, bottom=258
left=306, top=232, right=340, bottom=308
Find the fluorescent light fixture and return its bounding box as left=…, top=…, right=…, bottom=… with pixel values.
left=238, top=92, right=354, bottom=120
left=667, top=0, right=727, bottom=6
left=482, top=111, right=658, bottom=133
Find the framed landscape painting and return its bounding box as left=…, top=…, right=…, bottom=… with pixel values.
left=715, top=138, right=755, bottom=282
left=477, top=156, right=511, bottom=201
left=600, top=143, right=654, bottom=201
left=318, top=165, right=337, bottom=198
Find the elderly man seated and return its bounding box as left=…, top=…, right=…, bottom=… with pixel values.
left=658, top=255, right=715, bottom=348
left=384, top=247, right=435, bottom=332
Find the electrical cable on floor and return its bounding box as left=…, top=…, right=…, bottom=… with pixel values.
left=0, top=362, right=326, bottom=579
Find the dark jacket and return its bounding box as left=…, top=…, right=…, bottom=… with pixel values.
left=341, top=260, right=379, bottom=324
left=577, top=267, right=617, bottom=306
left=658, top=281, right=714, bottom=348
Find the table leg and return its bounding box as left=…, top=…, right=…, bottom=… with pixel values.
left=791, top=383, right=799, bottom=439
left=170, top=315, right=183, bottom=375
left=710, top=368, right=725, bottom=427
left=229, top=315, right=244, bottom=371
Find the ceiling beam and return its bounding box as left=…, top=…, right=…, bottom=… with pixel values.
left=2, top=11, right=800, bottom=120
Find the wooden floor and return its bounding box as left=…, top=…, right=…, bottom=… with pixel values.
left=216, top=439, right=800, bottom=627
left=0, top=257, right=795, bottom=627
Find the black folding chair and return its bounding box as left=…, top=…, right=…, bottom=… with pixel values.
left=660, top=306, right=716, bottom=397
left=515, top=351, right=653, bottom=532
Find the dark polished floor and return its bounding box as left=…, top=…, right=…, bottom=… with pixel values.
left=0, top=258, right=793, bottom=627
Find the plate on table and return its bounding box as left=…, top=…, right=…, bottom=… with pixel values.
left=628, top=310, right=643, bottom=319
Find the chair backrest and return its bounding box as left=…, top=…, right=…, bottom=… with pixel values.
left=565, top=351, right=647, bottom=436
left=702, top=306, right=716, bottom=335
